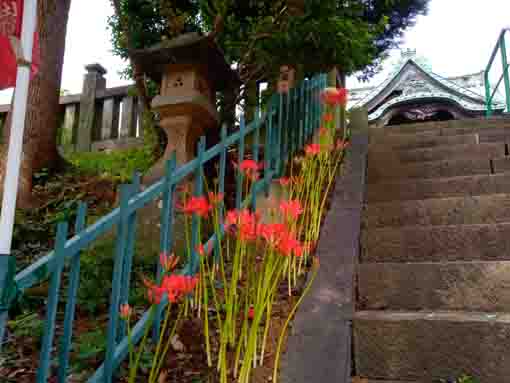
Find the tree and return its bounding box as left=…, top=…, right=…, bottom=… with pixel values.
left=1, top=0, right=72, bottom=207
left=108, top=0, right=429, bottom=114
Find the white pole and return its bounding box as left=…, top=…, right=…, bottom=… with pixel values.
left=0, top=0, right=38, bottom=255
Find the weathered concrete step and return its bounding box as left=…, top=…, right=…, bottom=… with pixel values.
left=369, top=142, right=505, bottom=164
left=353, top=311, right=510, bottom=382
left=367, top=157, right=494, bottom=184
left=381, top=118, right=510, bottom=135
left=361, top=223, right=510, bottom=263
left=366, top=173, right=510, bottom=202
left=370, top=129, right=510, bottom=150
left=365, top=194, right=510, bottom=228
left=358, top=261, right=510, bottom=312
left=368, top=156, right=510, bottom=184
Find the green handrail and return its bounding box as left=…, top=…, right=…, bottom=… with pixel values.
left=485, top=28, right=510, bottom=116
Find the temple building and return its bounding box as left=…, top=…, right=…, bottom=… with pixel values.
left=348, top=49, right=507, bottom=127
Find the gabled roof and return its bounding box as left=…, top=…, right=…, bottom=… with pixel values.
left=349, top=58, right=506, bottom=121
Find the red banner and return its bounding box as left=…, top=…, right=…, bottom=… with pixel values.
left=0, top=0, right=40, bottom=90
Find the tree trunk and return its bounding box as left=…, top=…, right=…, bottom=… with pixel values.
left=1, top=0, right=72, bottom=207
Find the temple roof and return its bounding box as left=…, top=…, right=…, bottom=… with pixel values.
left=348, top=54, right=506, bottom=122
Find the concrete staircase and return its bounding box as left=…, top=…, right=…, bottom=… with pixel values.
left=354, top=118, right=510, bottom=383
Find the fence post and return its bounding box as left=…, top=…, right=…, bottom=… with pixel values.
left=118, top=173, right=141, bottom=342
left=36, top=221, right=69, bottom=383
left=58, top=203, right=88, bottom=382
left=104, top=184, right=134, bottom=383
left=264, top=105, right=274, bottom=196
left=485, top=71, right=492, bottom=117
left=191, top=137, right=206, bottom=274
left=252, top=109, right=261, bottom=209
left=500, top=34, right=510, bottom=113
left=153, top=154, right=177, bottom=340
left=236, top=116, right=246, bottom=210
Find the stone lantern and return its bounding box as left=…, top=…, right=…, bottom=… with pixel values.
left=131, top=33, right=240, bottom=183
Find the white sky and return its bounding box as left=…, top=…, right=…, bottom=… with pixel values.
left=0, top=0, right=509, bottom=104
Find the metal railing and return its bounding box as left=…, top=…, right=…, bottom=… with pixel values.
left=485, top=28, right=510, bottom=116
left=0, top=73, right=327, bottom=383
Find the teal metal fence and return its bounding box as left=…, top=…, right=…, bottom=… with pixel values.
left=0, top=73, right=327, bottom=382
left=485, top=28, right=510, bottom=116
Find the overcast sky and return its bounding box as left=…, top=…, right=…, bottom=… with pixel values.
left=1, top=0, right=509, bottom=104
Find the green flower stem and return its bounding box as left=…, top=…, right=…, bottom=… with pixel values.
left=273, top=262, right=320, bottom=383
left=148, top=301, right=172, bottom=382
left=150, top=304, right=185, bottom=383
left=129, top=306, right=155, bottom=383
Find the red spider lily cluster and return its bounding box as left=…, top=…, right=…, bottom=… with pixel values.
left=178, top=196, right=211, bottom=217
left=225, top=209, right=261, bottom=242
left=280, top=199, right=304, bottom=220
left=144, top=274, right=199, bottom=304
left=178, top=192, right=225, bottom=217
left=236, top=159, right=264, bottom=180
left=224, top=204, right=305, bottom=257
left=320, top=87, right=348, bottom=106
left=305, top=143, right=322, bottom=156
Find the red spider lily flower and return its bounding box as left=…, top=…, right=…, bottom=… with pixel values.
left=225, top=210, right=239, bottom=230
left=278, top=177, right=291, bottom=187
left=320, top=87, right=348, bottom=106
left=208, top=192, right=224, bottom=206
left=236, top=159, right=263, bottom=181
left=277, top=232, right=303, bottom=257
left=258, top=223, right=286, bottom=247
left=336, top=139, right=349, bottom=151
left=305, top=144, right=322, bottom=157
left=248, top=306, right=255, bottom=320
left=323, top=113, right=333, bottom=123
left=178, top=196, right=211, bottom=217
left=238, top=159, right=261, bottom=173
left=120, top=303, right=132, bottom=320
left=224, top=209, right=260, bottom=241
left=144, top=274, right=199, bottom=304
left=160, top=252, right=179, bottom=272
left=279, top=199, right=304, bottom=220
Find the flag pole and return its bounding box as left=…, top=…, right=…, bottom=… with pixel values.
left=0, top=0, right=38, bottom=348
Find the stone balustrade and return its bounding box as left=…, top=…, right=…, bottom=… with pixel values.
left=0, top=63, right=143, bottom=152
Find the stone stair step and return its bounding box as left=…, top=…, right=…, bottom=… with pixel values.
left=361, top=223, right=510, bottom=263
left=370, top=132, right=479, bottom=150
left=367, top=157, right=496, bottom=184
left=353, top=311, right=510, bottom=382
left=358, top=261, right=510, bottom=312
left=369, top=142, right=505, bottom=164
left=365, top=194, right=510, bottom=228
left=381, top=118, right=510, bottom=135
left=366, top=173, right=510, bottom=203
left=370, top=129, right=510, bottom=150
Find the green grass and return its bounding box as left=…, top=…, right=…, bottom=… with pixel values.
left=66, top=147, right=155, bottom=183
